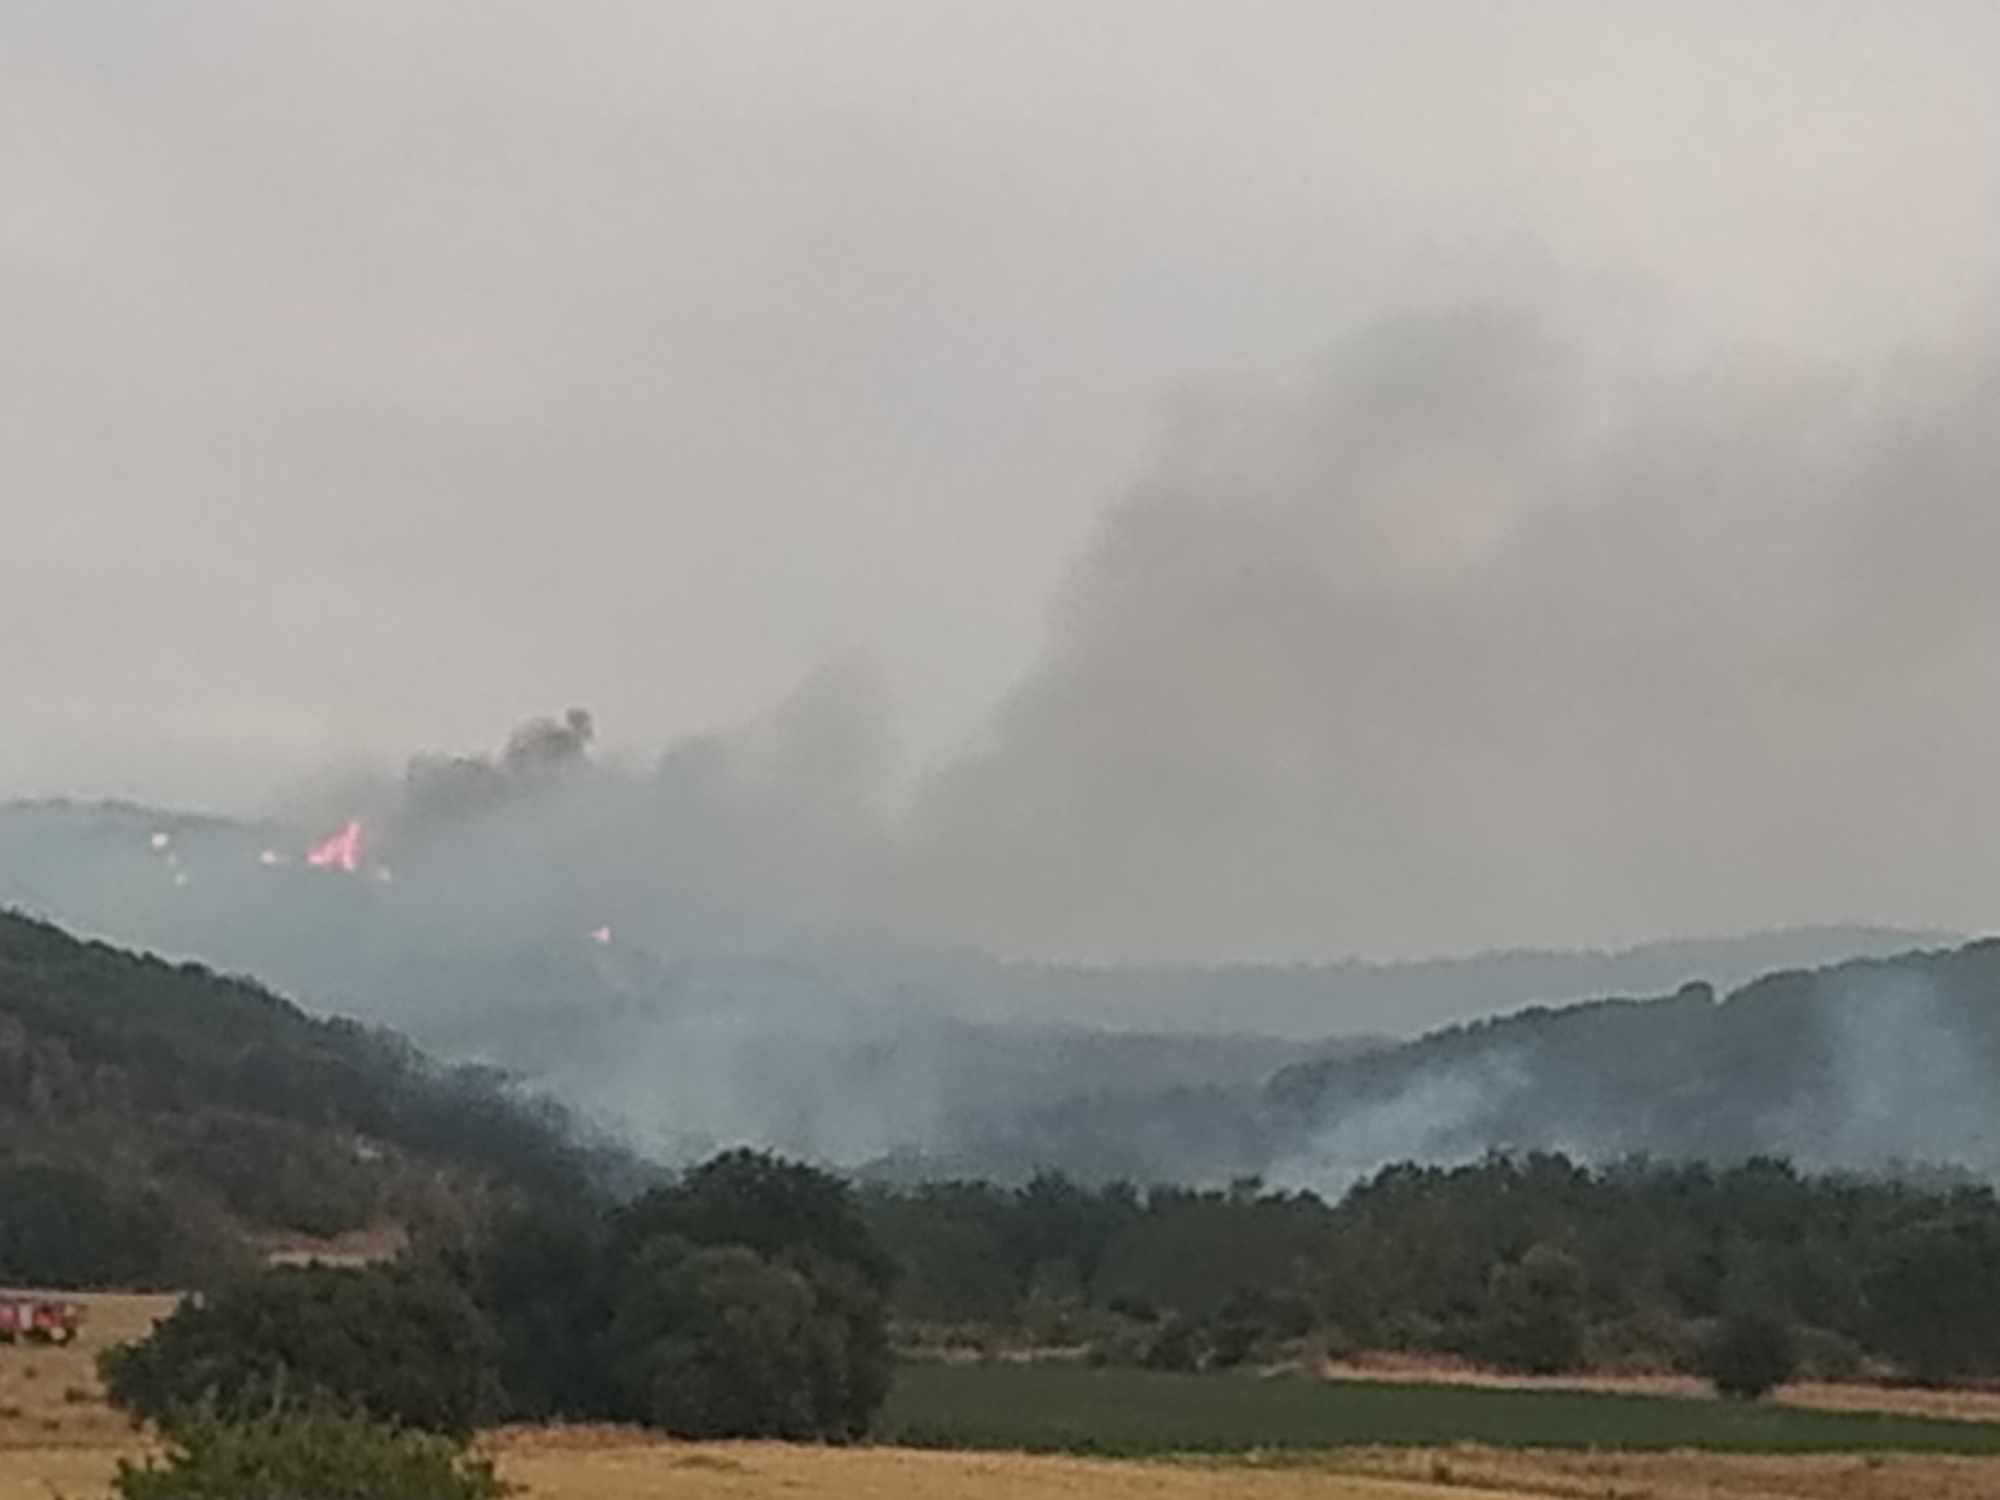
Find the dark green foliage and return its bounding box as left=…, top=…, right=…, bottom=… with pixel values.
left=459, top=1198, right=613, bottom=1420
left=0, top=1165, right=193, bottom=1287
left=878, top=1362, right=2000, bottom=1458
left=859, top=1183, right=1019, bottom=1323
left=616, top=1149, right=896, bottom=1295
left=1864, top=1212, right=2000, bottom=1383
left=587, top=1150, right=894, bottom=1437
left=864, top=1154, right=2000, bottom=1384
left=442, top=1151, right=896, bottom=1440
left=112, top=1401, right=505, bottom=1500
left=1479, top=1244, right=1587, bottom=1374
left=604, top=1241, right=863, bottom=1438
left=101, top=1151, right=899, bottom=1444
left=0, top=909, right=599, bottom=1258
left=99, top=1265, right=501, bottom=1436
left=1704, top=1311, right=1798, bottom=1400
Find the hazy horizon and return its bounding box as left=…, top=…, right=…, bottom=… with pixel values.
left=8, top=3, right=2000, bottom=962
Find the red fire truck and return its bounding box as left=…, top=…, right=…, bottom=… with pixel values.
left=0, top=1297, right=84, bottom=1345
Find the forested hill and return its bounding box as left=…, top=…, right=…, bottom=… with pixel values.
left=0, top=910, right=608, bottom=1286
left=1266, top=938, right=2000, bottom=1185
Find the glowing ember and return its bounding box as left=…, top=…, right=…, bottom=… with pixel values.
left=590, top=925, right=612, bottom=945
left=306, top=819, right=363, bottom=873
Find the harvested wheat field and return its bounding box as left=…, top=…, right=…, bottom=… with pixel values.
left=489, top=1432, right=1503, bottom=1499
left=486, top=1432, right=2000, bottom=1500
left=0, top=1291, right=174, bottom=1451
left=1335, top=1446, right=2000, bottom=1500
left=0, top=1291, right=173, bottom=1500
left=6, top=1432, right=2000, bottom=1500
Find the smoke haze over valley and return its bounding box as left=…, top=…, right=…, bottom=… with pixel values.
left=6, top=4, right=2000, bottom=1184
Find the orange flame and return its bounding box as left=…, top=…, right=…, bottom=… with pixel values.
left=306, top=819, right=363, bottom=873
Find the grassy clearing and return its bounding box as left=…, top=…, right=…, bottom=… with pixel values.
left=878, top=1362, right=2000, bottom=1458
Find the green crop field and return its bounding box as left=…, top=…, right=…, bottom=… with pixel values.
left=878, top=1363, right=2000, bottom=1458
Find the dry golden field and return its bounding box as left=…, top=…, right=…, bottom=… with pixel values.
left=483, top=1431, right=2000, bottom=1500
left=9, top=1428, right=2000, bottom=1500
left=0, top=1294, right=1995, bottom=1500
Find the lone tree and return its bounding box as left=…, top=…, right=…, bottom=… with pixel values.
left=1704, top=1310, right=1797, bottom=1401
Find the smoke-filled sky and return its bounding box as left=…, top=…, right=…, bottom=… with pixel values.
left=6, top=3, right=2000, bottom=961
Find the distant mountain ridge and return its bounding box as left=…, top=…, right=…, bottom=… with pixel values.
left=847, top=926, right=1957, bottom=1037
left=0, top=796, right=1972, bottom=1182
left=1264, top=938, right=2000, bottom=1188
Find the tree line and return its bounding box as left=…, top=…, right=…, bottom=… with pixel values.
left=859, top=1153, right=2000, bottom=1388
left=97, top=1146, right=2000, bottom=1471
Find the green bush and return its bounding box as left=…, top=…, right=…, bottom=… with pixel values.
left=100, top=1265, right=501, bottom=1436
left=1479, top=1245, right=1587, bottom=1375
left=1703, top=1311, right=1797, bottom=1400
left=603, top=1239, right=879, bottom=1439
left=601, top=1150, right=894, bottom=1437
left=112, top=1402, right=505, bottom=1500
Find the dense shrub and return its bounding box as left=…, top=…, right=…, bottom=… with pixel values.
left=100, top=1265, right=501, bottom=1436
left=112, top=1401, right=504, bottom=1500
left=604, top=1240, right=863, bottom=1438
left=453, top=1151, right=896, bottom=1439
left=604, top=1150, right=894, bottom=1435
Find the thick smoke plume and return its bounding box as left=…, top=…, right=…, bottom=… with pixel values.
left=6, top=294, right=1998, bottom=1179
left=899, top=302, right=2000, bottom=960
left=286, top=297, right=2000, bottom=970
